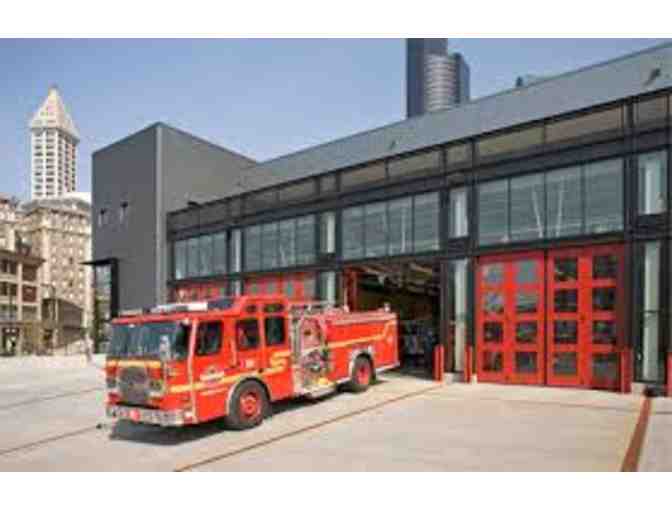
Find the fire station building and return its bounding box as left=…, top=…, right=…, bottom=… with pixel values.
left=92, top=43, right=672, bottom=394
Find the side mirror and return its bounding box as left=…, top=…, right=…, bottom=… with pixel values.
left=159, top=336, right=171, bottom=363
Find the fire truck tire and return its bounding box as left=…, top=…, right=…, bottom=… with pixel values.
left=346, top=356, right=373, bottom=393
left=226, top=380, right=269, bottom=430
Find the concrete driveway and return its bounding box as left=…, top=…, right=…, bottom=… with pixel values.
left=0, top=357, right=666, bottom=471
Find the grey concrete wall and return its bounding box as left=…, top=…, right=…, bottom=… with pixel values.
left=157, top=125, right=255, bottom=303
left=92, top=126, right=158, bottom=310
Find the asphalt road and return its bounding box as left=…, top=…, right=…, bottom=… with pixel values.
left=0, top=356, right=668, bottom=471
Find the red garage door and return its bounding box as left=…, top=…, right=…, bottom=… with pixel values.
left=476, top=244, right=624, bottom=391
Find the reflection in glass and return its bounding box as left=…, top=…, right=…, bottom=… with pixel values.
left=515, top=352, right=537, bottom=374
left=510, top=174, right=545, bottom=241
left=546, top=166, right=582, bottom=238
left=593, top=255, right=617, bottom=279
left=554, top=321, right=578, bottom=344
left=483, top=351, right=503, bottom=372
left=449, top=188, right=469, bottom=238
left=516, top=322, right=537, bottom=344
left=483, top=322, right=503, bottom=343
left=554, top=289, right=578, bottom=312
left=478, top=180, right=509, bottom=245
left=483, top=263, right=504, bottom=285
left=641, top=241, right=662, bottom=381
left=484, top=293, right=504, bottom=314
left=554, top=258, right=578, bottom=282
left=553, top=353, right=577, bottom=375
left=592, top=354, right=619, bottom=380
left=593, top=287, right=616, bottom=311
left=593, top=321, right=617, bottom=345
left=638, top=151, right=668, bottom=215
left=516, top=260, right=537, bottom=284
left=451, top=259, right=469, bottom=372
left=516, top=292, right=538, bottom=314
left=585, top=158, right=623, bottom=234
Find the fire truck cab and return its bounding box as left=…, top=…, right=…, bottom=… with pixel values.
left=105, top=295, right=399, bottom=430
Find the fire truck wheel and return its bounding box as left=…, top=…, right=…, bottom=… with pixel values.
left=347, top=356, right=373, bottom=393
left=226, top=380, right=269, bottom=430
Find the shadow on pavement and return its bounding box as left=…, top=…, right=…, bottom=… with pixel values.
left=107, top=379, right=391, bottom=446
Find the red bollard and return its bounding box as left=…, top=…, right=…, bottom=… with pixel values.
left=433, top=344, right=445, bottom=382
left=464, top=345, right=472, bottom=383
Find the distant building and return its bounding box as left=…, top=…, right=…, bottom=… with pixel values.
left=21, top=196, right=92, bottom=347
left=0, top=194, right=20, bottom=252
left=29, top=86, right=80, bottom=200
left=406, top=38, right=470, bottom=118
left=0, top=247, right=44, bottom=355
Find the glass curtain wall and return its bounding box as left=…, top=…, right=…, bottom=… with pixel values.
left=478, top=158, right=624, bottom=246
left=342, top=193, right=439, bottom=261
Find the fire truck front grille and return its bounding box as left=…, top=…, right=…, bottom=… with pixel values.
left=118, top=366, right=150, bottom=406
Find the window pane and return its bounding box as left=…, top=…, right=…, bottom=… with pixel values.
left=244, top=226, right=262, bottom=271
left=320, top=212, right=335, bottom=254
left=585, top=158, right=623, bottom=234
left=388, top=150, right=441, bottom=180
left=547, top=107, right=623, bottom=143
left=341, top=162, right=386, bottom=190
left=174, top=240, right=187, bottom=280
left=449, top=187, right=468, bottom=238
left=642, top=241, right=662, bottom=381
left=342, top=207, right=364, bottom=260
left=319, top=271, right=337, bottom=304
left=636, top=96, right=668, bottom=125
left=638, top=151, right=668, bottom=215
left=199, top=235, right=213, bottom=276
left=213, top=233, right=227, bottom=275
left=320, top=174, right=336, bottom=193
left=477, top=126, right=543, bottom=158
left=447, top=143, right=471, bottom=165
left=278, top=180, right=316, bottom=203
left=478, top=180, right=509, bottom=245
left=261, top=223, right=278, bottom=270
left=296, top=215, right=316, bottom=265
left=388, top=197, right=413, bottom=256
left=196, top=322, right=221, bottom=356
left=413, top=193, right=440, bottom=252
left=510, top=174, right=545, bottom=241
left=187, top=238, right=199, bottom=277
left=265, top=317, right=286, bottom=347
left=230, top=229, right=241, bottom=273
left=278, top=219, right=296, bottom=267
left=450, top=259, right=468, bottom=371
left=236, top=319, right=260, bottom=351
left=546, top=167, right=582, bottom=238
left=365, top=202, right=388, bottom=258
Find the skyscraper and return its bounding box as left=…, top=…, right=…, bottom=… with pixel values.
left=406, top=39, right=470, bottom=118
left=29, top=86, right=79, bottom=199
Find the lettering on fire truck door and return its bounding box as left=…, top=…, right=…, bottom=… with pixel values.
left=192, top=320, right=228, bottom=421
left=235, top=313, right=263, bottom=374
left=260, top=302, right=293, bottom=400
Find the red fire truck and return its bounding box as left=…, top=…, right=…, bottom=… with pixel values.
left=105, top=295, right=399, bottom=429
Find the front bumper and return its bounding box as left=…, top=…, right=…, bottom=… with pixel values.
left=106, top=405, right=186, bottom=427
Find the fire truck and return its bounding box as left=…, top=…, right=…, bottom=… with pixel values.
left=105, top=295, right=399, bottom=430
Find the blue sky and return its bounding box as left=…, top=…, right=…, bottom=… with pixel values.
left=1, top=38, right=669, bottom=199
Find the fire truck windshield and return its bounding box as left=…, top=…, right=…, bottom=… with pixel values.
left=108, top=321, right=190, bottom=360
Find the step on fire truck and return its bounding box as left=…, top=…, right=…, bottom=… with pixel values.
left=105, top=295, right=399, bottom=430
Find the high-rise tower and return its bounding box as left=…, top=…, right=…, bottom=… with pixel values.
left=29, top=86, right=79, bottom=199
left=406, top=39, right=470, bottom=118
